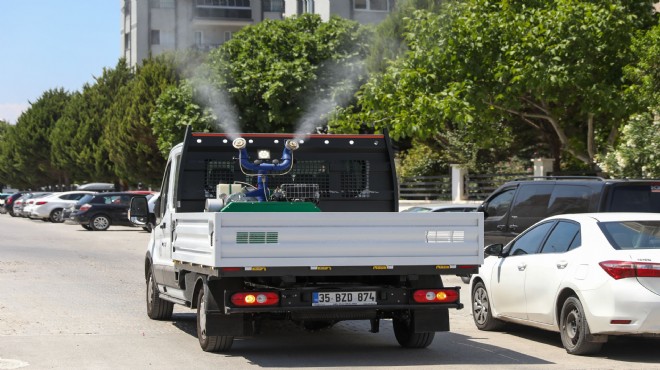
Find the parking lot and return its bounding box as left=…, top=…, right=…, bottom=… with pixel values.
left=1, top=215, right=659, bottom=369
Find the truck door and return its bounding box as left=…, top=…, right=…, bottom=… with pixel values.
left=153, top=159, right=175, bottom=265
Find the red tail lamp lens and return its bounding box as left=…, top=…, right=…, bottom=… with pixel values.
left=413, top=289, right=459, bottom=303
left=599, top=260, right=660, bottom=280
left=79, top=204, right=92, bottom=212
left=36, top=201, right=48, bottom=205
left=231, top=292, right=279, bottom=307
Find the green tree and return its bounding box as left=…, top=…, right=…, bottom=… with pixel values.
left=151, top=81, right=216, bottom=157
left=206, top=14, right=372, bottom=133
left=103, top=55, right=178, bottom=187
left=597, top=21, right=660, bottom=178
left=51, top=59, right=134, bottom=185
left=334, top=0, right=656, bottom=171
left=12, top=88, right=71, bottom=188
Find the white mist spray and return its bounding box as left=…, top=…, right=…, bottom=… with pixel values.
left=187, top=65, right=242, bottom=140
left=293, top=57, right=367, bottom=142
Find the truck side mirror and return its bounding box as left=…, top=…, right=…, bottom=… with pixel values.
left=129, top=196, right=148, bottom=226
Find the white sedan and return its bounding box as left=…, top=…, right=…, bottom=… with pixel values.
left=29, top=191, right=95, bottom=222
left=470, top=212, right=660, bottom=355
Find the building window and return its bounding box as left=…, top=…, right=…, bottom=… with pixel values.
left=263, top=0, right=283, bottom=12
left=151, top=30, right=161, bottom=45
left=124, top=32, right=131, bottom=50
left=124, top=0, right=131, bottom=14
left=355, top=0, right=390, bottom=11
left=150, top=0, right=176, bottom=8
left=195, top=31, right=203, bottom=46
left=196, top=0, right=251, bottom=7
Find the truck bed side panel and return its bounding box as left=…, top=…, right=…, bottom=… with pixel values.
left=172, top=212, right=484, bottom=268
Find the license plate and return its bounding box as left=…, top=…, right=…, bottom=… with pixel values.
left=312, top=291, right=377, bottom=306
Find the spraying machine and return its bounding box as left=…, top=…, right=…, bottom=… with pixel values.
left=130, top=127, right=484, bottom=352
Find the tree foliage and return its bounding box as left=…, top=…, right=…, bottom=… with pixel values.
left=333, top=0, right=656, bottom=171
left=103, top=56, right=179, bottom=187
left=206, top=14, right=372, bottom=133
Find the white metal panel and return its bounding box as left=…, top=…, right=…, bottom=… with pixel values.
left=172, top=211, right=483, bottom=268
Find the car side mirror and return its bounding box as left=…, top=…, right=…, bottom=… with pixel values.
left=484, top=243, right=504, bottom=257
left=477, top=203, right=488, bottom=218
left=129, top=196, right=148, bottom=226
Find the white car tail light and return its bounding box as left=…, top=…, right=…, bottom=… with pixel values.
left=599, top=260, right=660, bottom=280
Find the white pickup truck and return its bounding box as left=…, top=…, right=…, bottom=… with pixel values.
left=130, top=128, right=484, bottom=352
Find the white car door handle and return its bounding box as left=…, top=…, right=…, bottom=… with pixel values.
left=556, top=261, right=568, bottom=269
left=517, top=263, right=527, bottom=271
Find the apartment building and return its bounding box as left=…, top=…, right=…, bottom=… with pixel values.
left=284, top=0, right=396, bottom=24
left=121, top=0, right=285, bottom=67
left=121, top=0, right=397, bottom=67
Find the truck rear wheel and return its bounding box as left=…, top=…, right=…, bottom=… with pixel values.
left=146, top=269, right=173, bottom=320
left=197, top=287, right=234, bottom=352
left=393, top=312, right=435, bottom=348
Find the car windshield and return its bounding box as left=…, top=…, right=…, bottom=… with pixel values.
left=599, top=221, right=660, bottom=250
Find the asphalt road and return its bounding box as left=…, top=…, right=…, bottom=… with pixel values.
left=1, top=214, right=659, bottom=370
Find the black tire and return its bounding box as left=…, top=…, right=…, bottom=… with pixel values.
left=49, top=208, right=64, bottom=223
left=559, top=296, right=603, bottom=355
left=196, top=287, right=234, bottom=352
left=90, top=214, right=111, bottom=231
left=81, top=224, right=93, bottom=231
left=393, top=312, right=435, bottom=348
left=472, top=281, right=506, bottom=331
left=146, top=268, right=173, bottom=320
left=9, top=210, right=16, bottom=217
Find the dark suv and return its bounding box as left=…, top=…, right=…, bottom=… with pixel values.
left=479, top=177, right=660, bottom=246
left=68, top=192, right=138, bottom=231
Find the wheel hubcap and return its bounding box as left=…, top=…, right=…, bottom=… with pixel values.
left=199, top=297, right=207, bottom=340
left=565, top=308, right=580, bottom=343
left=147, top=275, right=154, bottom=307
left=473, top=287, right=489, bottom=324
left=53, top=210, right=62, bottom=222
left=94, top=217, right=109, bottom=229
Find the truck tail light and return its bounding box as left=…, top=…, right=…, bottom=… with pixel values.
left=599, top=260, right=660, bottom=280
left=79, top=204, right=92, bottom=212
left=231, top=292, right=279, bottom=307
left=413, top=289, right=459, bottom=303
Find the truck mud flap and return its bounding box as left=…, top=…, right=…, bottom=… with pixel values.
left=413, top=308, right=449, bottom=333
left=205, top=312, right=252, bottom=336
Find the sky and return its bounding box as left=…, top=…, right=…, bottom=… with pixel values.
left=0, top=1, right=119, bottom=124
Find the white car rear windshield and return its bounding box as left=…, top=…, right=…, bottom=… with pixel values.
left=599, top=221, right=660, bottom=250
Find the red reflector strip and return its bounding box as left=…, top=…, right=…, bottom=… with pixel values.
left=599, top=260, right=660, bottom=280
left=610, top=319, right=632, bottom=325
left=458, top=265, right=477, bottom=269
left=231, top=292, right=279, bottom=307
left=221, top=267, right=242, bottom=272
left=412, top=289, right=459, bottom=303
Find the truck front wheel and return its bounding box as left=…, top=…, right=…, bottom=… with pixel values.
left=197, top=287, right=234, bottom=352
left=146, top=269, right=173, bottom=320
left=393, top=312, right=435, bottom=348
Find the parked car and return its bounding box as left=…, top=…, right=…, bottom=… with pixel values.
left=21, top=193, right=54, bottom=218
left=470, top=212, right=660, bottom=355
left=29, top=191, right=95, bottom=222
left=3, top=192, right=26, bottom=216
left=478, top=177, right=660, bottom=246
left=13, top=192, right=52, bottom=218
left=68, top=192, right=141, bottom=231
left=402, top=204, right=479, bottom=212
left=0, top=193, right=11, bottom=214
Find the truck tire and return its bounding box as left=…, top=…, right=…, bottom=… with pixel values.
left=49, top=208, right=64, bottom=223
left=90, top=215, right=111, bottom=231
left=472, top=281, right=506, bottom=331
left=197, top=287, right=234, bottom=352
left=146, top=269, right=173, bottom=320
left=393, top=313, right=435, bottom=348
left=559, top=296, right=603, bottom=355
